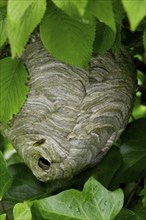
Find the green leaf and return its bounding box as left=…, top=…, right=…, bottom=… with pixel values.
left=0, top=4, right=6, bottom=20
left=52, top=0, right=88, bottom=18
left=115, top=208, right=138, bottom=220
left=96, top=147, right=122, bottom=188
left=5, top=163, right=47, bottom=201
left=143, top=29, right=146, bottom=50
left=140, top=178, right=146, bottom=207
left=2, top=163, right=47, bottom=219
left=0, top=214, right=6, bottom=220
left=111, top=119, right=146, bottom=187
left=120, top=118, right=146, bottom=169
left=112, top=0, right=125, bottom=25
left=133, top=208, right=146, bottom=220
left=0, top=7, right=7, bottom=47
left=87, top=0, right=116, bottom=31
left=0, top=151, right=12, bottom=200
left=7, top=0, right=46, bottom=57
left=0, top=0, right=7, bottom=8
left=122, top=0, right=146, bottom=31
left=112, top=25, right=121, bottom=52
left=0, top=57, right=29, bottom=124
left=40, top=3, right=96, bottom=67
left=13, top=203, right=32, bottom=220
left=93, top=21, right=116, bottom=54
left=32, top=177, right=124, bottom=220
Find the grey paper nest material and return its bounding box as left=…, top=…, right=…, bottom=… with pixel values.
left=2, top=40, right=136, bottom=181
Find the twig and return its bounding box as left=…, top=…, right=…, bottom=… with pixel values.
left=124, top=179, right=142, bottom=208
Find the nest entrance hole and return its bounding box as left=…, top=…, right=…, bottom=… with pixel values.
left=38, top=157, right=50, bottom=170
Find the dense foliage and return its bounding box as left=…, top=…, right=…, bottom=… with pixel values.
left=0, top=0, right=146, bottom=219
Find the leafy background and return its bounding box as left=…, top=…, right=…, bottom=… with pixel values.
left=0, top=0, right=146, bottom=219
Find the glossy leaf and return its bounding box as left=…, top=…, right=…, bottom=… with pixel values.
left=32, top=177, right=124, bottom=220
left=111, top=118, right=146, bottom=187
left=96, top=147, right=122, bottom=188
left=2, top=163, right=47, bottom=219
left=7, top=0, right=46, bottom=57
left=122, top=0, right=146, bottom=31
left=115, top=208, right=138, bottom=220
left=0, top=57, right=29, bottom=124
left=120, top=118, right=146, bottom=168
left=13, top=203, right=32, bottom=220
left=3, top=163, right=77, bottom=219
left=0, top=152, right=12, bottom=200
left=5, top=163, right=47, bottom=202
left=0, top=7, right=7, bottom=47
left=133, top=208, right=146, bottom=220
left=40, top=3, right=95, bottom=67
left=140, top=178, right=146, bottom=207
left=87, top=0, right=116, bottom=31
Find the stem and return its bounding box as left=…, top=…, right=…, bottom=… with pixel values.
left=124, top=179, right=142, bottom=208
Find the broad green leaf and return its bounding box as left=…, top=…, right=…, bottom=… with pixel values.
left=143, top=29, right=146, bottom=50
left=40, top=3, right=96, bottom=67
left=133, top=208, right=146, bottom=220
left=2, top=163, right=47, bottom=219
left=120, top=118, right=146, bottom=168
left=7, top=0, right=46, bottom=57
left=8, top=0, right=32, bottom=27
left=0, top=151, right=12, bottom=200
left=52, top=0, right=88, bottom=18
left=93, top=22, right=116, bottom=54
left=115, top=208, right=138, bottom=220
left=111, top=119, right=146, bottom=187
left=96, top=147, right=122, bottom=188
left=87, top=0, right=116, bottom=31
left=0, top=214, right=6, bottom=220
left=32, top=177, right=124, bottom=220
left=0, top=57, right=29, bottom=124
left=140, top=178, right=146, bottom=207
left=5, top=163, right=47, bottom=201
left=112, top=0, right=125, bottom=25
left=0, top=7, right=7, bottom=47
left=0, top=0, right=7, bottom=8
left=13, top=203, right=32, bottom=220
left=122, top=0, right=146, bottom=31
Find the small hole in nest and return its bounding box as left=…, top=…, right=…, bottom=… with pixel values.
left=38, top=157, right=50, bottom=170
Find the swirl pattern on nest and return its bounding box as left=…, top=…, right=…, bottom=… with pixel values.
left=2, top=40, right=136, bottom=181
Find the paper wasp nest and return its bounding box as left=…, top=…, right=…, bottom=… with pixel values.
left=2, top=40, right=136, bottom=181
